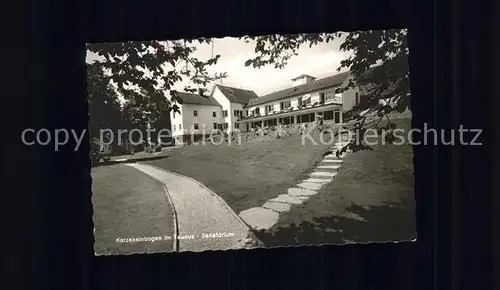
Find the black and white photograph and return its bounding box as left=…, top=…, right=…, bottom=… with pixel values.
left=87, top=29, right=415, bottom=255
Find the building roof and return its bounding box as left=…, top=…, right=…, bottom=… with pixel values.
left=291, top=74, right=316, bottom=81
left=247, top=71, right=350, bottom=107
left=175, top=92, right=221, bottom=106
left=215, top=85, right=259, bottom=104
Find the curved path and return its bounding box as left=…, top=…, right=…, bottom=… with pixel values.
left=126, top=163, right=258, bottom=252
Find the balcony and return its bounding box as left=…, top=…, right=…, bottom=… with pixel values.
left=239, top=101, right=342, bottom=122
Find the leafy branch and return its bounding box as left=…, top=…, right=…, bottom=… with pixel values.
left=87, top=39, right=227, bottom=118
left=245, top=30, right=410, bottom=155
left=243, top=29, right=410, bottom=113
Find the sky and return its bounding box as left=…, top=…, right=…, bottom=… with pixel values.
left=86, top=34, right=352, bottom=97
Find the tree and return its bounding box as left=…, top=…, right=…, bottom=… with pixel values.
left=243, top=29, right=410, bottom=152
left=86, top=62, right=123, bottom=139
left=86, top=39, right=227, bottom=121
left=243, top=29, right=409, bottom=112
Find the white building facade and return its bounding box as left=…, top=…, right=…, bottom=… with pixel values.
left=169, top=86, right=258, bottom=143
left=236, top=72, right=360, bottom=132
left=169, top=71, right=362, bottom=140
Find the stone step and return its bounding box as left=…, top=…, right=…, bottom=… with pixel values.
left=238, top=207, right=279, bottom=230
left=297, top=182, right=323, bottom=191
left=303, top=178, right=332, bottom=183
left=268, top=194, right=304, bottom=205
left=310, top=171, right=338, bottom=179
left=287, top=187, right=318, bottom=197
left=314, top=167, right=339, bottom=173
left=317, top=165, right=341, bottom=170
left=262, top=201, right=291, bottom=213
left=322, top=159, right=343, bottom=163
left=324, top=155, right=344, bottom=161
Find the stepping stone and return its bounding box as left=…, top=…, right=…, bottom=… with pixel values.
left=269, top=194, right=303, bottom=205
left=303, top=178, right=331, bottom=183
left=239, top=207, right=279, bottom=230
left=323, top=158, right=343, bottom=162
left=263, top=201, right=292, bottom=213
left=287, top=187, right=318, bottom=197
left=310, top=171, right=337, bottom=178
left=297, top=182, right=323, bottom=191
left=322, top=159, right=343, bottom=163
left=317, top=165, right=341, bottom=170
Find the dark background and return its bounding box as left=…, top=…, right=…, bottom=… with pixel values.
left=7, top=0, right=494, bottom=289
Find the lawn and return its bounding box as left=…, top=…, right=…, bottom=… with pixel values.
left=145, top=130, right=333, bottom=214
left=92, top=164, right=175, bottom=255
left=253, top=118, right=417, bottom=246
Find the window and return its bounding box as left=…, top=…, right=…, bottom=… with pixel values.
left=265, top=105, right=273, bottom=114
left=235, top=123, right=239, bottom=129
left=223, top=123, right=228, bottom=129
left=193, top=123, right=199, bottom=130
left=223, top=110, right=228, bottom=117
left=245, top=110, right=249, bottom=116
left=254, top=108, right=260, bottom=115
left=283, top=100, right=291, bottom=109
left=213, top=111, right=217, bottom=117
left=323, top=110, right=334, bottom=120
left=173, top=124, right=176, bottom=130
left=334, top=111, right=340, bottom=123
left=234, top=110, right=237, bottom=116
left=297, top=98, right=303, bottom=107
left=355, top=92, right=360, bottom=105
left=179, top=124, right=182, bottom=130
left=319, top=92, right=325, bottom=103
left=213, top=123, right=218, bottom=129
left=193, top=110, right=198, bottom=116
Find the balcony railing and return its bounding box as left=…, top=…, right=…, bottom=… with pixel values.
left=240, top=101, right=338, bottom=121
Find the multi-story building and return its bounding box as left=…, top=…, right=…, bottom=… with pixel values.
left=237, top=72, right=360, bottom=132
left=169, top=85, right=258, bottom=143
left=169, top=71, right=362, bottom=142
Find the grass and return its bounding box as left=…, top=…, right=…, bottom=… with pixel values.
left=253, top=118, right=417, bottom=247
left=91, top=164, right=175, bottom=255
left=145, top=130, right=333, bottom=213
